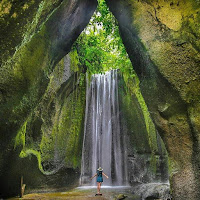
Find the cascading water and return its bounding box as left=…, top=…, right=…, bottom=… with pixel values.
left=80, top=69, right=128, bottom=186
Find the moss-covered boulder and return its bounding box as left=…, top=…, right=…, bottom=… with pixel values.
left=106, top=0, right=200, bottom=199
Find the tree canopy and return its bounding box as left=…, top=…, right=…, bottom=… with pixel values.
left=73, top=0, right=134, bottom=76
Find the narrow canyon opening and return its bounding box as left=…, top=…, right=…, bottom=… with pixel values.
left=1, top=0, right=200, bottom=199
left=77, top=0, right=169, bottom=188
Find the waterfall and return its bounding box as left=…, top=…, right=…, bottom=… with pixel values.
left=80, top=69, right=128, bottom=186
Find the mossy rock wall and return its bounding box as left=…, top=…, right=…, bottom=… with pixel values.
left=118, top=72, right=168, bottom=184
left=106, top=0, right=200, bottom=199
left=1, top=51, right=86, bottom=198
left=0, top=0, right=97, bottom=198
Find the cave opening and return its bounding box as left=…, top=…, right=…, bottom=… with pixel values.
left=8, top=0, right=170, bottom=194
left=1, top=0, right=200, bottom=199
left=0, top=0, right=178, bottom=199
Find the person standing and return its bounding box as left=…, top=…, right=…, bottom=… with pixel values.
left=91, top=167, right=109, bottom=195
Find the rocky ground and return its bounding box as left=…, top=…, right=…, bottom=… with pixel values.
left=8, top=187, right=139, bottom=200
left=7, top=183, right=171, bottom=200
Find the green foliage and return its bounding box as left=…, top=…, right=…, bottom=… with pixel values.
left=73, top=0, right=133, bottom=75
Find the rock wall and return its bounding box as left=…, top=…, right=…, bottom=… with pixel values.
left=0, top=0, right=97, bottom=198
left=106, top=0, right=200, bottom=199
left=118, top=72, right=168, bottom=184
left=1, top=51, right=87, bottom=198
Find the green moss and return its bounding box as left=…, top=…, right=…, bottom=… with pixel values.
left=14, top=120, right=27, bottom=149
left=19, top=149, right=45, bottom=174
left=14, top=118, right=47, bottom=174
left=168, top=156, right=180, bottom=176
left=58, top=82, right=86, bottom=168
left=120, top=69, right=169, bottom=177
left=12, top=49, right=86, bottom=173
left=39, top=132, right=54, bottom=162
left=37, top=54, right=86, bottom=170
left=123, top=72, right=158, bottom=153
left=39, top=82, right=86, bottom=169
left=128, top=0, right=200, bottom=105
left=12, top=24, right=49, bottom=84
left=70, top=50, right=80, bottom=73
left=0, top=0, right=12, bottom=16
left=150, top=154, right=157, bottom=174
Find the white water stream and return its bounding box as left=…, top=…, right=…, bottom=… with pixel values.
left=80, top=70, right=128, bottom=186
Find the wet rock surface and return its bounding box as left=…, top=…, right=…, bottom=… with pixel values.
left=118, top=73, right=169, bottom=185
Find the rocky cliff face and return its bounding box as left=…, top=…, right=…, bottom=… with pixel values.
left=106, top=0, right=200, bottom=199
left=118, top=72, right=169, bottom=184
left=0, top=51, right=87, bottom=197
left=0, top=0, right=97, bottom=197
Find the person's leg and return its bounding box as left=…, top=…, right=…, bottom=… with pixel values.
left=97, top=182, right=100, bottom=194
left=99, top=182, right=102, bottom=194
